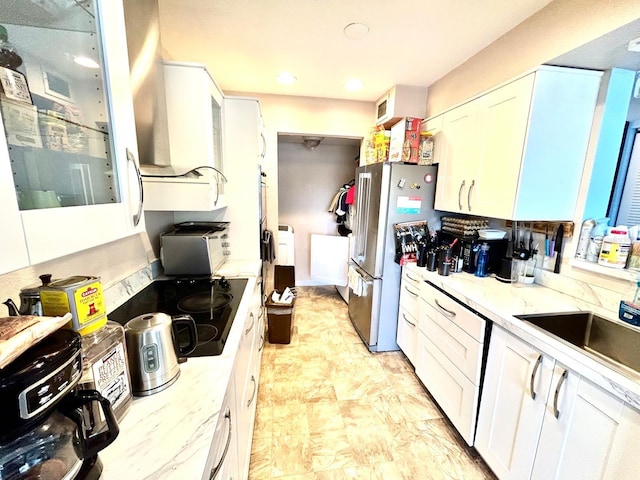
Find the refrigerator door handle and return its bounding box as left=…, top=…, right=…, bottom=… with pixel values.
left=355, top=172, right=371, bottom=261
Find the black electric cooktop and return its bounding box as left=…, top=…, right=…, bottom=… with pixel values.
left=108, top=276, right=248, bottom=356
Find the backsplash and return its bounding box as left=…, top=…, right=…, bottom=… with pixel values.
left=103, top=259, right=162, bottom=313
left=535, top=263, right=637, bottom=322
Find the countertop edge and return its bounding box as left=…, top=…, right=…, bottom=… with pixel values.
left=406, top=264, right=640, bottom=409
left=99, top=275, right=258, bottom=479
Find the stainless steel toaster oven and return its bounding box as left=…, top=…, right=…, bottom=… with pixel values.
left=160, top=222, right=229, bottom=276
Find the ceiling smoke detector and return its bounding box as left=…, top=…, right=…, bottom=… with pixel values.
left=302, top=136, right=323, bottom=150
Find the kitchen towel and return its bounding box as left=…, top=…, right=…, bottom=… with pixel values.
left=261, top=229, right=276, bottom=263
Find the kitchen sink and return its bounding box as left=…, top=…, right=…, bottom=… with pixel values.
left=514, top=311, right=640, bottom=378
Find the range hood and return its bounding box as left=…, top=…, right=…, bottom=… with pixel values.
left=123, top=1, right=225, bottom=212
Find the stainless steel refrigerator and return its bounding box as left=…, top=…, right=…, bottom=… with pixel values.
left=348, top=163, right=438, bottom=352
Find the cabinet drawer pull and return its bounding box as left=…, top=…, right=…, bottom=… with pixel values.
left=434, top=299, right=456, bottom=318
left=245, top=312, right=255, bottom=336
left=402, top=313, right=416, bottom=327
left=458, top=180, right=465, bottom=210
left=406, top=273, right=419, bottom=283
left=553, top=369, right=568, bottom=419
left=404, top=286, right=419, bottom=297
left=259, top=334, right=265, bottom=352
left=247, top=375, right=257, bottom=407
left=127, top=148, right=143, bottom=227
left=467, top=180, right=475, bottom=211
left=530, top=354, right=543, bottom=400
left=209, top=407, right=232, bottom=480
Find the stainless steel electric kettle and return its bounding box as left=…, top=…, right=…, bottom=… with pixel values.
left=124, top=313, right=197, bottom=396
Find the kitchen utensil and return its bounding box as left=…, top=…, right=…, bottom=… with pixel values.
left=0, top=329, right=118, bottom=480
left=554, top=224, right=564, bottom=273
left=545, top=224, right=550, bottom=256
left=124, top=312, right=198, bottom=396
left=426, top=250, right=437, bottom=271
left=3, top=273, right=53, bottom=316
left=438, top=247, right=452, bottom=276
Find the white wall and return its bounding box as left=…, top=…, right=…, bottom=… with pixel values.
left=278, top=142, right=359, bottom=285
left=426, top=0, right=639, bottom=117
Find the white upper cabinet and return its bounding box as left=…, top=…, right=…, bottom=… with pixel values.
left=434, top=66, right=602, bottom=220
left=142, top=61, right=226, bottom=211
left=434, top=101, right=480, bottom=214
left=0, top=0, right=143, bottom=272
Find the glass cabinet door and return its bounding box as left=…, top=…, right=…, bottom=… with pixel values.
left=0, top=0, right=119, bottom=211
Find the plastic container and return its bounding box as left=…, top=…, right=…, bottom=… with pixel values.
left=78, top=318, right=132, bottom=428
left=598, top=227, right=631, bottom=268
left=586, top=218, right=609, bottom=263
left=575, top=218, right=595, bottom=260
left=418, top=132, right=434, bottom=165
left=474, top=243, right=490, bottom=277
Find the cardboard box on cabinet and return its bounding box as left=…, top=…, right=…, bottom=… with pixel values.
left=389, top=117, right=421, bottom=163
left=373, top=129, right=391, bottom=163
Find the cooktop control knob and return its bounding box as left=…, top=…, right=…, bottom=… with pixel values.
left=218, top=277, right=230, bottom=290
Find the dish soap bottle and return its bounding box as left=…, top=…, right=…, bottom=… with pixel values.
left=475, top=243, right=490, bottom=277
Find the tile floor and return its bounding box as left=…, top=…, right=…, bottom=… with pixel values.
left=249, top=286, right=496, bottom=480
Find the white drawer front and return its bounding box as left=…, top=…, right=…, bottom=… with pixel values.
left=397, top=306, right=419, bottom=365
left=399, top=278, right=421, bottom=319
left=420, top=283, right=486, bottom=341
left=416, top=331, right=479, bottom=446
left=419, top=298, right=484, bottom=383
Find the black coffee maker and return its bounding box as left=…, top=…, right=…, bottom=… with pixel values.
left=0, top=329, right=119, bottom=479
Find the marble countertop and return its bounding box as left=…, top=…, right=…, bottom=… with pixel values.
left=404, top=264, right=640, bottom=409
left=99, top=260, right=261, bottom=480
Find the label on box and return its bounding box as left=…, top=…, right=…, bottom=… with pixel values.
left=0, top=67, right=32, bottom=104
left=73, top=281, right=105, bottom=325
left=0, top=97, right=42, bottom=148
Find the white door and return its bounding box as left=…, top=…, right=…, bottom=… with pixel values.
left=474, top=75, right=533, bottom=219
left=475, top=326, right=554, bottom=479
left=310, top=234, right=349, bottom=285
left=531, top=366, right=633, bottom=480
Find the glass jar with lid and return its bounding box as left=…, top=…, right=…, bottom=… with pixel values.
left=77, top=317, right=132, bottom=430
left=418, top=132, right=434, bottom=165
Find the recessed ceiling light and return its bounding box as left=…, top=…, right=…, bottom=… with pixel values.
left=73, top=55, right=100, bottom=69
left=277, top=72, right=297, bottom=85
left=345, top=78, right=363, bottom=91
left=343, top=23, right=369, bottom=40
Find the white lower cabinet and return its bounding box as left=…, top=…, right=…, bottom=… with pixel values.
left=235, top=279, right=265, bottom=480
left=203, top=376, right=239, bottom=480
left=415, top=282, right=486, bottom=446
left=475, top=326, right=553, bottom=479
left=476, top=325, right=640, bottom=480
left=396, top=269, right=422, bottom=365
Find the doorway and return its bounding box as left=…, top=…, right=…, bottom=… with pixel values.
left=277, top=134, right=360, bottom=286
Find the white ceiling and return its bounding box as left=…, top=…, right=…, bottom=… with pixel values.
left=156, top=0, right=554, bottom=102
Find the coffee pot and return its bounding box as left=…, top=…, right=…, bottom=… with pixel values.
left=3, top=273, right=53, bottom=316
